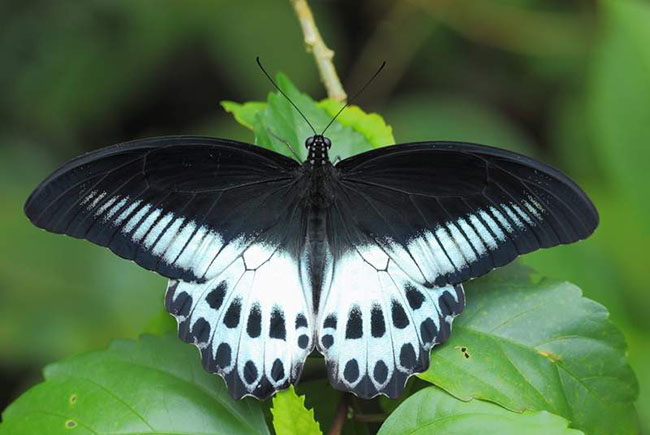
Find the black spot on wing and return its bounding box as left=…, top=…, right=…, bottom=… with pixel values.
left=168, top=291, right=192, bottom=317
left=322, top=334, right=334, bottom=349
left=370, top=305, right=386, bottom=338
left=206, top=281, right=227, bottom=310
left=269, top=308, right=286, bottom=340
left=345, top=307, right=363, bottom=339
left=298, top=334, right=309, bottom=349
left=244, top=361, right=258, bottom=384
left=191, top=318, right=210, bottom=344
left=391, top=300, right=409, bottom=329
left=344, top=359, right=360, bottom=383
left=373, top=360, right=388, bottom=384
left=247, top=304, right=262, bottom=338
left=295, top=313, right=308, bottom=328
left=216, top=343, right=232, bottom=369
left=324, top=314, right=337, bottom=329
left=420, top=318, right=437, bottom=344
left=224, top=298, right=242, bottom=328
left=404, top=284, right=424, bottom=309
left=271, top=359, right=285, bottom=382
left=399, top=343, right=417, bottom=370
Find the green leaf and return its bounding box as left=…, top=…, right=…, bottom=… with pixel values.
left=588, top=0, right=650, bottom=221
left=0, top=335, right=269, bottom=434
left=318, top=99, right=395, bottom=147
left=272, top=385, right=321, bottom=435
left=379, top=387, right=583, bottom=435
left=221, top=101, right=266, bottom=130
left=223, top=74, right=389, bottom=162
left=419, top=263, right=638, bottom=435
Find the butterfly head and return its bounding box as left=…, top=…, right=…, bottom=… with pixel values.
left=306, top=135, right=331, bottom=166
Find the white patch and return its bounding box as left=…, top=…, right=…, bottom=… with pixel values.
left=168, top=247, right=313, bottom=399
left=95, top=195, right=118, bottom=216
left=114, top=200, right=142, bottom=225
left=243, top=244, right=275, bottom=269
left=525, top=195, right=544, bottom=219
left=445, top=223, right=477, bottom=264
left=435, top=226, right=466, bottom=270
left=357, top=245, right=389, bottom=270
left=122, top=203, right=151, bottom=234
left=103, top=196, right=129, bottom=221
left=379, top=238, right=427, bottom=283
left=86, top=191, right=106, bottom=210
left=152, top=217, right=186, bottom=256
left=143, top=212, right=175, bottom=249
left=478, top=210, right=506, bottom=243
left=394, top=201, right=543, bottom=283
left=489, top=206, right=513, bottom=233
left=501, top=204, right=525, bottom=230
left=173, top=227, right=223, bottom=275
left=160, top=220, right=196, bottom=261
left=406, top=231, right=453, bottom=283
left=202, top=234, right=247, bottom=279
left=317, top=248, right=464, bottom=398
left=469, top=214, right=499, bottom=249
left=458, top=217, right=488, bottom=254
left=512, top=203, right=535, bottom=226
left=131, top=208, right=162, bottom=242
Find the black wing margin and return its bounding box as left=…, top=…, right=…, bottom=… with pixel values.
left=333, top=141, right=598, bottom=287
left=25, top=136, right=304, bottom=282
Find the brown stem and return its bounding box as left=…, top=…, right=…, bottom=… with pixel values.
left=327, top=393, right=351, bottom=435
left=289, top=0, right=347, bottom=101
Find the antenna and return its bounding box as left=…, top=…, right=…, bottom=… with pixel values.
left=256, top=57, right=317, bottom=135
left=321, top=61, right=386, bottom=136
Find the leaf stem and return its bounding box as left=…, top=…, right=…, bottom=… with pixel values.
left=290, top=0, right=347, bottom=102
left=327, top=393, right=351, bottom=435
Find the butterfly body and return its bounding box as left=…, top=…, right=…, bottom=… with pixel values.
left=25, top=135, right=597, bottom=400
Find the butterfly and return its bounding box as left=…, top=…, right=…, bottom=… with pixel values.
left=24, top=64, right=598, bottom=400
left=24, top=132, right=598, bottom=400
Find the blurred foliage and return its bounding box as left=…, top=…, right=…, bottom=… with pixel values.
left=0, top=0, right=649, bottom=432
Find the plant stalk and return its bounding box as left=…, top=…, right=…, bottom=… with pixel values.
left=290, top=0, right=347, bottom=101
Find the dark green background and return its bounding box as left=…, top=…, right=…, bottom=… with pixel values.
left=1, top=0, right=648, bottom=430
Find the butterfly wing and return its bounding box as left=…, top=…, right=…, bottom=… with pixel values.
left=25, top=136, right=304, bottom=282
left=316, top=141, right=597, bottom=398
left=25, top=135, right=315, bottom=399
left=166, top=246, right=314, bottom=400
left=333, top=141, right=598, bottom=287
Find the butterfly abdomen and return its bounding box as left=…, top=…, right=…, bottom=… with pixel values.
left=306, top=202, right=329, bottom=310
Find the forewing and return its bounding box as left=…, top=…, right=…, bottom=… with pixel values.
left=334, top=141, right=598, bottom=287
left=24, top=136, right=304, bottom=282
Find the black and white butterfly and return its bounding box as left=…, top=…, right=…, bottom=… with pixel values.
left=24, top=128, right=598, bottom=400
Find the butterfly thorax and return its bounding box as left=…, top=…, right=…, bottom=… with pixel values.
left=305, top=135, right=331, bottom=167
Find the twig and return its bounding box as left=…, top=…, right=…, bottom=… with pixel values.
left=327, top=393, right=351, bottom=435
left=290, top=0, right=347, bottom=101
